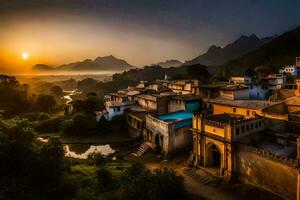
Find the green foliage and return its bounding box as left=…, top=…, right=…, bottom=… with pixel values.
left=96, top=168, right=114, bottom=192
left=62, top=113, right=98, bottom=136
left=0, top=118, right=73, bottom=199
left=186, top=64, right=211, bottom=82
left=88, top=153, right=108, bottom=167
left=116, top=163, right=186, bottom=200
left=0, top=79, right=32, bottom=118
left=71, top=95, right=102, bottom=115
left=35, top=94, right=57, bottom=113
left=50, top=85, right=64, bottom=97
left=32, top=116, right=63, bottom=133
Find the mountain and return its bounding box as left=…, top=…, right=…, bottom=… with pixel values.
left=185, top=34, right=276, bottom=67
left=223, top=26, right=300, bottom=75
left=156, top=59, right=183, bottom=68
left=32, top=55, right=134, bottom=73
left=32, top=64, right=54, bottom=72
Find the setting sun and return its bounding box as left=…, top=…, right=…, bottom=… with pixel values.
left=21, top=52, right=29, bottom=60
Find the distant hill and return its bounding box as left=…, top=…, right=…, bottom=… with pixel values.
left=184, top=34, right=276, bottom=67
left=223, top=26, right=300, bottom=75
left=32, top=64, right=54, bottom=72
left=32, top=55, right=134, bottom=73
left=156, top=59, right=183, bottom=68
left=112, top=64, right=210, bottom=82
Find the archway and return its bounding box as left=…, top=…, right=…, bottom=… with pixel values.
left=206, top=143, right=221, bottom=168
left=155, top=134, right=162, bottom=152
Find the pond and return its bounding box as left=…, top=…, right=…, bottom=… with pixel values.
left=37, top=138, right=116, bottom=159
left=64, top=144, right=116, bottom=159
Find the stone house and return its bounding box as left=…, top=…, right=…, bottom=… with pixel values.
left=191, top=112, right=300, bottom=199
left=144, top=111, right=193, bottom=155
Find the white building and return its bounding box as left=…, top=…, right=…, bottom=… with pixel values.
left=103, top=101, right=136, bottom=120
left=279, top=57, right=300, bottom=76
left=220, top=84, right=250, bottom=100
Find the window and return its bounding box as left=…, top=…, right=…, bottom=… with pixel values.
left=252, top=111, right=256, bottom=117
left=236, top=127, right=240, bottom=135
left=259, top=121, right=262, bottom=127
left=255, top=123, right=258, bottom=128
left=116, top=107, right=121, bottom=112
left=233, top=108, right=236, bottom=113
left=247, top=110, right=250, bottom=116
left=242, top=126, right=245, bottom=133
left=246, top=124, right=249, bottom=131
left=251, top=123, right=254, bottom=130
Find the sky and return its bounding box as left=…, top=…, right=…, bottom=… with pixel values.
left=1, top=0, right=300, bottom=73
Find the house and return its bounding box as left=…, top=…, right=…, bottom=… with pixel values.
left=220, top=84, right=249, bottom=100
left=191, top=113, right=266, bottom=178
left=168, top=80, right=198, bottom=94
left=279, top=57, right=300, bottom=76
left=104, top=101, right=136, bottom=120
left=168, top=94, right=201, bottom=113
left=191, top=112, right=300, bottom=199
left=125, top=106, right=152, bottom=138
left=137, top=94, right=170, bottom=114
left=101, top=90, right=140, bottom=120
left=196, top=82, right=228, bottom=99
left=144, top=110, right=193, bottom=154
left=208, top=97, right=278, bottom=118
left=229, top=76, right=252, bottom=85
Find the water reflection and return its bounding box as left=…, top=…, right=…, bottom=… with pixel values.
left=64, top=144, right=115, bottom=159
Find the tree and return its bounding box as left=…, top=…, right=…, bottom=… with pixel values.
left=50, top=85, right=64, bottom=97
left=36, top=94, right=57, bottom=113
left=186, top=64, right=211, bottom=83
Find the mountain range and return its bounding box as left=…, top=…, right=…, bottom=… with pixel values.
left=32, top=55, right=134, bottom=73
left=156, top=59, right=183, bottom=68
left=184, top=34, right=276, bottom=67
left=223, top=26, right=300, bottom=75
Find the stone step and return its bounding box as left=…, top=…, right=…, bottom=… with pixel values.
left=132, top=142, right=151, bottom=157
left=183, top=167, right=222, bottom=186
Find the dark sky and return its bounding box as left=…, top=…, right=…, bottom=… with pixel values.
left=0, top=0, right=300, bottom=72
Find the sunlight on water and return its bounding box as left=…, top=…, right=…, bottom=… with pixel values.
left=64, top=144, right=115, bottom=159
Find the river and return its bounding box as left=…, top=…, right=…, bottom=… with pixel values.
left=63, top=90, right=82, bottom=104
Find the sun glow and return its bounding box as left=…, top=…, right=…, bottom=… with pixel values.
left=21, top=52, right=29, bottom=60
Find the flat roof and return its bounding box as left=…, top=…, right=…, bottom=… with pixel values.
left=170, top=94, right=201, bottom=101
left=221, top=84, right=248, bottom=91
left=106, top=101, right=135, bottom=107
left=198, top=82, right=228, bottom=88
left=154, top=111, right=193, bottom=122
left=209, top=97, right=278, bottom=109
left=205, top=113, right=245, bottom=124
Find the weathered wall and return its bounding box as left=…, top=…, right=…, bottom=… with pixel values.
left=236, top=146, right=298, bottom=200
left=213, top=104, right=261, bottom=118
left=173, top=127, right=192, bottom=151
left=168, top=100, right=185, bottom=113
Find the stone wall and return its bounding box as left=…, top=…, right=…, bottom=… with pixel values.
left=236, top=144, right=298, bottom=200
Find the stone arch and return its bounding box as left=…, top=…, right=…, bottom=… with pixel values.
left=205, top=142, right=223, bottom=169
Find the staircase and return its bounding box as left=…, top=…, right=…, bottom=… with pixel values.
left=132, top=142, right=151, bottom=157
left=183, top=167, right=222, bottom=186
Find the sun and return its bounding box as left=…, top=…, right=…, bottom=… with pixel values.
left=21, top=52, right=29, bottom=60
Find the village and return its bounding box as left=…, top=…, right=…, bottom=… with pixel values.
left=82, top=58, right=300, bottom=200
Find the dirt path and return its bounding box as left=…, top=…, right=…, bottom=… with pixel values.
left=144, top=155, right=283, bottom=200
left=145, top=162, right=235, bottom=200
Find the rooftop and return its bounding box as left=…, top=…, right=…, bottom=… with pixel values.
left=170, top=94, right=201, bottom=101
left=208, top=97, right=278, bottom=109
left=106, top=101, right=136, bottom=107
left=221, top=84, right=248, bottom=91
left=154, top=110, right=193, bottom=122
left=204, top=113, right=245, bottom=124
left=198, top=82, right=228, bottom=88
